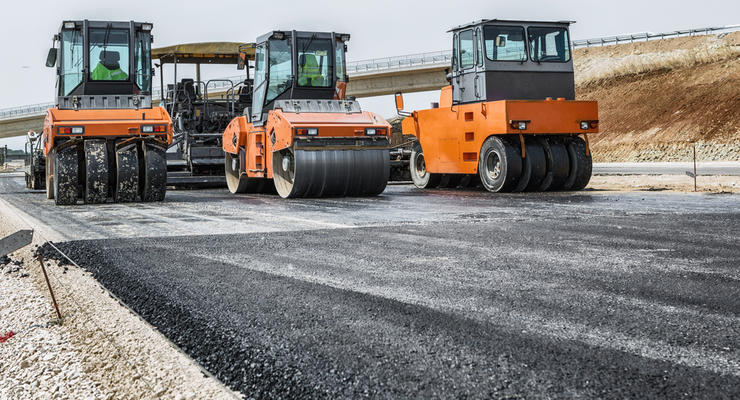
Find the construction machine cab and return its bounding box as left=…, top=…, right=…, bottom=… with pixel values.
left=47, top=20, right=154, bottom=110
left=246, top=31, right=350, bottom=124
left=448, top=19, right=575, bottom=104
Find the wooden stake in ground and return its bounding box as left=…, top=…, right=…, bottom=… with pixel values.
left=37, top=253, right=62, bottom=322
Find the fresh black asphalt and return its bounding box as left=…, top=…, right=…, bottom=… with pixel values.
left=33, top=187, right=740, bottom=399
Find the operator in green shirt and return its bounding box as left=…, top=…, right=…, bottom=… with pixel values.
left=91, top=50, right=128, bottom=81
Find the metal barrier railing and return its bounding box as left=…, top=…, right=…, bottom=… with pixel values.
left=2, top=24, right=737, bottom=121
left=347, top=50, right=452, bottom=73
left=571, top=25, right=739, bottom=48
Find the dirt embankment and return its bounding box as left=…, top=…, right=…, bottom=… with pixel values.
left=575, top=32, right=740, bottom=162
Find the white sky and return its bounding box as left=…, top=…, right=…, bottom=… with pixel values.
left=1, top=0, right=737, bottom=149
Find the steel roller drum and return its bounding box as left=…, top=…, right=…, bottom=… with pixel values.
left=273, top=149, right=389, bottom=198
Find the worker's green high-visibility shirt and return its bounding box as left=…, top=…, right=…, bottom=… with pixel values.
left=298, top=54, right=325, bottom=87
left=91, top=63, right=128, bottom=81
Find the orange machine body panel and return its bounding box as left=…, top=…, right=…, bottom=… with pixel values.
left=223, top=109, right=391, bottom=179
left=42, top=106, right=173, bottom=155
left=402, top=86, right=598, bottom=174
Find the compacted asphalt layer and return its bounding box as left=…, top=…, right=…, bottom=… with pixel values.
left=2, top=172, right=739, bottom=398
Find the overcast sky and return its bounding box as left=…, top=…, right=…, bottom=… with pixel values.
left=1, top=0, right=737, bottom=149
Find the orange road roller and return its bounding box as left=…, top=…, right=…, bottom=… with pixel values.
left=396, top=19, right=598, bottom=192
left=222, top=30, right=391, bottom=198
left=42, top=20, right=172, bottom=205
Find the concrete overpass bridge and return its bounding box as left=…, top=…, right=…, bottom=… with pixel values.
left=0, top=50, right=451, bottom=140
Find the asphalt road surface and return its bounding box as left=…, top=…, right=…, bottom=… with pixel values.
left=593, top=161, right=740, bottom=176
left=2, top=172, right=739, bottom=398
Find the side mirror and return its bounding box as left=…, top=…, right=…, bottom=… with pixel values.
left=394, top=93, right=405, bottom=111
left=394, top=92, right=411, bottom=117
left=45, top=48, right=57, bottom=68
left=237, top=52, right=246, bottom=70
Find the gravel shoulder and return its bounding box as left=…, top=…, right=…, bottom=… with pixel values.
left=0, top=209, right=241, bottom=399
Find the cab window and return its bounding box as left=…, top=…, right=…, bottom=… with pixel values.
left=528, top=27, right=570, bottom=62
left=484, top=26, right=527, bottom=61
left=452, top=33, right=458, bottom=71
left=296, top=38, right=333, bottom=88
left=134, top=31, right=151, bottom=92
left=459, top=30, right=474, bottom=69
left=335, top=41, right=346, bottom=81
left=60, top=29, right=83, bottom=95
left=266, top=39, right=292, bottom=103
left=88, top=28, right=130, bottom=81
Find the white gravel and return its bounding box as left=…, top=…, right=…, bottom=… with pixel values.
left=0, top=208, right=242, bottom=399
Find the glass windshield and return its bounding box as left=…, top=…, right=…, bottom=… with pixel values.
left=89, top=28, right=130, bottom=81
left=484, top=26, right=527, bottom=61
left=134, top=31, right=151, bottom=92
left=335, top=40, right=345, bottom=81
left=459, top=30, right=474, bottom=69
left=252, top=43, right=267, bottom=119
left=296, top=38, right=333, bottom=87
left=266, top=39, right=292, bottom=103
left=61, top=30, right=83, bottom=95
left=528, top=27, right=570, bottom=62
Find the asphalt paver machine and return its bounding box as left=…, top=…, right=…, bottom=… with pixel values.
left=153, top=43, right=253, bottom=187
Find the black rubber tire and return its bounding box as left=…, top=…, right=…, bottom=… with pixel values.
left=53, top=145, right=79, bottom=205
left=410, top=142, right=442, bottom=189
left=34, top=172, right=45, bottom=191
left=512, top=139, right=530, bottom=193
left=566, top=136, right=592, bottom=191
left=225, top=151, right=263, bottom=194
left=141, top=142, right=167, bottom=202
left=523, top=140, right=547, bottom=192
left=478, top=136, right=522, bottom=193
left=45, top=152, right=54, bottom=199
left=115, top=142, right=139, bottom=202
left=459, top=174, right=481, bottom=189
left=537, top=138, right=569, bottom=191
left=273, top=147, right=389, bottom=198
left=439, top=174, right=463, bottom=189
left=84, top=140, right=109, bottom=204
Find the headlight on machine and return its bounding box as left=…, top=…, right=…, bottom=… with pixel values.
left=509, top=120, right=529, bottom=130
left=141, top=125, right=167, bottom=133
left=580, top=120, right=599, bottom=130
left=365, top=128, right=385, bottom=136
left=296, top=127, right=319, bottom=136
left=58, top=126, right=84, bottom=134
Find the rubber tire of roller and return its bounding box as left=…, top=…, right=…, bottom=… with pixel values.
left=273, top=148, right=389, bottom=198
left=141, top=143, right=167, bottom=202
left=536, top=138, right=568, bottom=191
left=512, top=139, right=530, bottom=193
left=410, top=142, right=441, bottom=189
left=84, top=140, right=109, bottom=204
left=566, top=137, right=592, bottom=191
left=478, top=136, right=522, bottom=193
left=115, top=142, right=139, bottom=202
left=523, top=140, right=547, bottom=192
left=53, top=145, right=79, bottom=205
left=225, top=151, right=265, bottom=194
left=46, top=151, right=54, bottom=199
left=546, top=140, right=570, bottom=191
left=439, top=174, right=463, bottom=189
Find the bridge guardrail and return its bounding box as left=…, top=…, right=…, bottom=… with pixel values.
left=2, top=24, right=737, bottom=121
left=571, top=25, right=739, bottom=48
